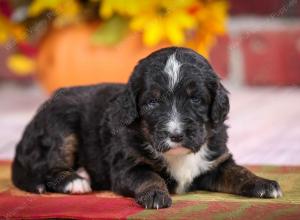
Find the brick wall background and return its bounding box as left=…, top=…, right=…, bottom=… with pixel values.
left=211, top=0, right=300, bottom=85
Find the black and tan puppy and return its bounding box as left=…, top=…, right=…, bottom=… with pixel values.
left=12, top=47, right=282, bottom=209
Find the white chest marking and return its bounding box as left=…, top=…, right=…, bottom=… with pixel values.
left=164, top=144, right=214, bottom=194
left=164, top=53, right=181, bottom=90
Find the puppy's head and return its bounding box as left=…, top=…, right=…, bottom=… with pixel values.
left=110, top=47, right=229, bottom=155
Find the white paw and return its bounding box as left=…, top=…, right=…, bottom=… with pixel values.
left=64, top=178, right=92, bottom=194
left=257, top=184, right=283, bottom=198
left=271, top=187, right=283, bottom=198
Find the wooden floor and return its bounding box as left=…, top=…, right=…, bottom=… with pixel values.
left=1, top=82, right=300, bottom=165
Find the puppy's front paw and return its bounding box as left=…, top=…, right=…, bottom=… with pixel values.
left=240, top=178, right=282, bottom=198
left=136, top=188, right=172, bottom=209
left=64, top=178, right=92, bottom=194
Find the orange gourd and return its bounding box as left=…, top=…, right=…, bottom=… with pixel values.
left=36, top=23, right=167, bottom=93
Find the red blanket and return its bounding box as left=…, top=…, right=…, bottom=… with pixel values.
left=1, top=161, right=300, bottom=219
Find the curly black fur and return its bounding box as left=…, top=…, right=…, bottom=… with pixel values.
left=12, top=47, right=282, bottom=209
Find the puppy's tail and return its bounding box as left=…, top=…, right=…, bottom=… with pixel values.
left=12, top=154, right=46, bottom=194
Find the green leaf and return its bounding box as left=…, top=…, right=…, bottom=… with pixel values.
left=91, top=15, right=128, bottom=46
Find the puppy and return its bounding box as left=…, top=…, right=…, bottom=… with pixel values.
left=12, top=47, right=282, bottom=209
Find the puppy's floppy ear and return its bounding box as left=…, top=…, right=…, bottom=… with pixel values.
left=210, top=81, right=230, bottom=127
left=109, top=84, right=138, bottom=133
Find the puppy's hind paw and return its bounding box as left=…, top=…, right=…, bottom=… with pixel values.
left=63, top=178, right=92, bottom=194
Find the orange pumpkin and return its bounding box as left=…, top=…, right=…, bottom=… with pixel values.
left=36, top=23, right=167, bottom=93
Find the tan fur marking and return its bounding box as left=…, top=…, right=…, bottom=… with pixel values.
left=62, top=134, right=77, bottom=167
left=135, top=174, right=168, bottom=195
left=210, top=151, right=232, bottom=170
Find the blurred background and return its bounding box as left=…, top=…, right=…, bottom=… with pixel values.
left=0, top=0, right=299, bottom=164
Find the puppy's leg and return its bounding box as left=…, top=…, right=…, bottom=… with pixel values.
left=46, top=168, right=91, bottom=194
left=13, top=90, right=93, bottom=194
left=111, top=165, right=172, bottom=209
left=45, top=134, right=91, bottom=194
left=192, top=158, right=282, bottom=198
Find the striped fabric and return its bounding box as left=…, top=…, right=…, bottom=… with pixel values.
left=1, top=161, right=300, bottom=219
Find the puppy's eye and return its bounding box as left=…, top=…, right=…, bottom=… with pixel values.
left=190, top=97, right=201, bottom=104
left=146, top=99, right=159, bottom=108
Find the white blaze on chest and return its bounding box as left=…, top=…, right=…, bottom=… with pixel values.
left=164, top=144, right=214, bottom=194
left=164, top=53, right=181, bottom=90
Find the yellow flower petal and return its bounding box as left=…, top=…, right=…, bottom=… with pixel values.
left=165, top=20, right=185, bottom=45
left=28, top=0, right=59, bottom=16
left=0, top=31, right=8, bottom=43
left=143, top=20, right=164, bottom=46
left=100, top=0, right=114, bottom=18
left=172, top=11, right=196, bottom=29
left=7, top=54, right=35, bottom=76
left=29, top=0, right=81, bottom=26
left=120, top=0, right=152, bottom=16
left=0, top=17, right=9, bottom=43
left=130, top=13, right=151, bottom=31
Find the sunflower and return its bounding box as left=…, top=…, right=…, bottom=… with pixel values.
left=127, top=0, right=197, bottom=46
left=186, top=0, right=228, bottom=57
left=28, top=0, right=81, bottom=26
left=100, top=0, right=151, bottom=18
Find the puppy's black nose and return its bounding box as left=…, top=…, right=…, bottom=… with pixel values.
left=169, top=133, right=183, bottom=143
